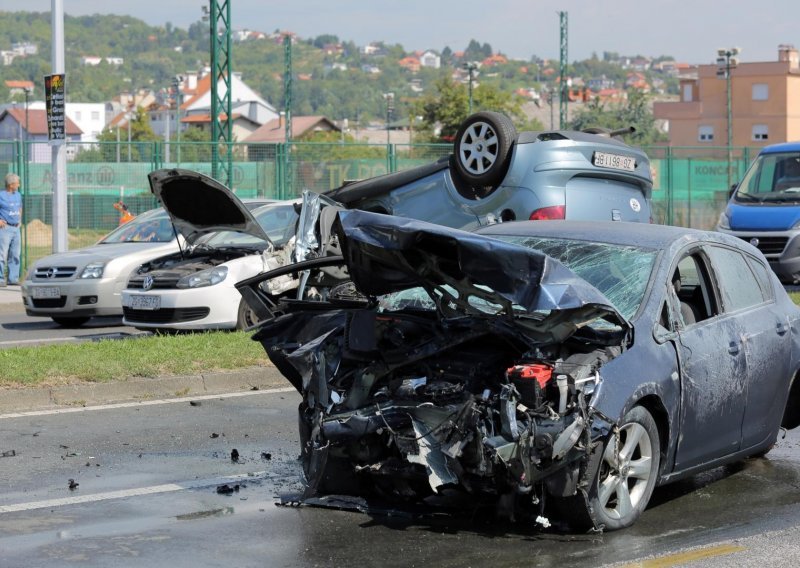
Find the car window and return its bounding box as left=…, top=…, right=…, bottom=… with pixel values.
left=99, top=210, right=174, bottom=244
left=494, top=236, right=656, bottom=320
left=746, top=256, right=775, bottom=301
left=706, top=246, right=767, bottom=311
left=203, top=203, right=299, bottom=248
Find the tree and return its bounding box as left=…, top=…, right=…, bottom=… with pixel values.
left=568, top=89, right=667, bottom=146
left=411, top=77, right=532, bottom=142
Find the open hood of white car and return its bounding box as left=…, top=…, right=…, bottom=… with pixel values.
left=148, top=169, right=271, bottom=246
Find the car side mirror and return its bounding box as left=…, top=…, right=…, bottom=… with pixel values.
left=728, top=183, right=738, bottom=198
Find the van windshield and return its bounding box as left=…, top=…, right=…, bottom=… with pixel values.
left=735, top=152, right=800, bottom=203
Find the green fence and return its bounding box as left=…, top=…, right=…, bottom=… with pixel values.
left=0, top=138, right=762, bottom=270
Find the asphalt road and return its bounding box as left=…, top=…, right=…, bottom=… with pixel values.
left=0, top=310, right=149, bottom=350
left=2, top=388, right=800, bottom=568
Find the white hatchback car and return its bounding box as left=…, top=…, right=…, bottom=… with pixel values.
left=122, top=169, right=300, bottom=331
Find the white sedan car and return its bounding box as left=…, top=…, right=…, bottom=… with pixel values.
left=122, top=170, right=300, bottom=331
left=22, top=208, right=180, bottom=327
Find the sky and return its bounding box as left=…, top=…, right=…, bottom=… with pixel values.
left=13, top=0, right=800, bottom=65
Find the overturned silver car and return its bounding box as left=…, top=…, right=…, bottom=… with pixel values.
left=238, top=211, right=800, bottom=531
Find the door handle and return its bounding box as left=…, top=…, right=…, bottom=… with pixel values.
left=728, top=341, right=740, bottom=355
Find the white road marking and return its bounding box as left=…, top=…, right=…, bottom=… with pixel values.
left=0, top=471, right=271, bottom=514
left=0, top=387, right=296, bottom=420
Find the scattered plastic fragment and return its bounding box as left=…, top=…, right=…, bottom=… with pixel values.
left=231, top=449, right=240, bottom=462
left=216, top=484, right=240, bottom=495
left=210, top=433, right=220, bottom=439
left=1, top=450, right=16, bottom=458
left=68, top=479, right=79, bottom=491
left=189, top=401, right=202, bottom=406
left=261, top=452, right=272, bottom=461
left=536, top=515, right=551, bottom=529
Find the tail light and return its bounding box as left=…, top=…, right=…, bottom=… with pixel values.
left=529, top=205, right=566, bottom=221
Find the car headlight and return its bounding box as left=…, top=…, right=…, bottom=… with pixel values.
left=177, top=266, right=228, bottom=289
left=717, top=210, right=730, bottom=230
left=80, top=262, right=106, bottom=279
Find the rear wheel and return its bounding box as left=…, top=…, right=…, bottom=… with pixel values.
left=453, top=111, right=516, bottom=195
left=51, top=316, right=90, bottom=328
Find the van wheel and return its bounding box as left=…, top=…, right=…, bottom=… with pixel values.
left=453, top=111, right=516, bottom=193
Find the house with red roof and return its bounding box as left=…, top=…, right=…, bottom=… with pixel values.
left=0, top=108, right=82, bottom=162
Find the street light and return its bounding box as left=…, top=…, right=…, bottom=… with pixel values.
left=716, top=47, right=740, bottom=190
left=173, top=75, right=184, bottom=165
left=383, top=92, right=394, bottom=145
left=22, top=85, right=33, bottom=144
left=462, top=62, right=478, bottom=114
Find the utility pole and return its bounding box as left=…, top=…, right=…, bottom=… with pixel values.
left=716, top=47, right=740, bottom=190
left=558, top=11, right=568, bottom=129
left=209, top=0, right=232, bottom=185
left=50, top=0, right=67, bottom=252
left=283, top=34, right=293, bottom=196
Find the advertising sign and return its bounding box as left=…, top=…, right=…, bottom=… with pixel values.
left=44, top=73, right=66, bottom=143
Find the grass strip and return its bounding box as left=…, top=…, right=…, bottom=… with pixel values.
left=0, top=331, right=269, bottom=388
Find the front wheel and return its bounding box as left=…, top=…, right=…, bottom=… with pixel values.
left=235, top=298, right=258, bottom=331
left=588, top=406, right=660, bottom=531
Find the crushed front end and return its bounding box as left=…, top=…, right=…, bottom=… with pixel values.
left=242, top=210, right=631, bottom=519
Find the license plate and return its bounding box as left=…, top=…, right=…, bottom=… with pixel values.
left=128, top=295, right=160, bottom=310
left=32, top=286, right=60, bottom=299
left=593, top=151, right=636, bottom=172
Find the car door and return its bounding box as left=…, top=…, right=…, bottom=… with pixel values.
left=672, top=250, right=748, bottom=471
left=704, top=246, right=792, bottom=450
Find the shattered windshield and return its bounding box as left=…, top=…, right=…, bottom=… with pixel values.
left=376, top=236, right=654, bottom=321
left=735, top=152, right=800, bottom=203
left=496, top=236, right=656, bottom=320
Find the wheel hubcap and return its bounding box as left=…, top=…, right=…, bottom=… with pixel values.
left=459, top=122, right=499, bottom=175
left=598, top=422, right=653, bottom=521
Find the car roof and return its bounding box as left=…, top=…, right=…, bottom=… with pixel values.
left=477, top=220, right=736, bottom=250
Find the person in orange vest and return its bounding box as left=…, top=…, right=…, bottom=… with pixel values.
left=113, top=201, right=135, bottom=225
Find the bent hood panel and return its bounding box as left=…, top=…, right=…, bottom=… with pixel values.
left=335, top=209, right=629, bottom=328
left=148, top=169, right=271, bottom=245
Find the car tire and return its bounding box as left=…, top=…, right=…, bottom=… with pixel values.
left=453, top=111, right=516, bottom=194
left=51, top=316, right=90, bottom=328
left=587, top=406, right=660, bottom=531
left=235, top=298, right=257, bottom=331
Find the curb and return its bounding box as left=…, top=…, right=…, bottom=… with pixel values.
left=0, top=366, right=289, bottom=413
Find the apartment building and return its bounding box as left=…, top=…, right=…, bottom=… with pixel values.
left=654, top=45, right=800, bottom=147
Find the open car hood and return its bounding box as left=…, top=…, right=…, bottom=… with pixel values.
left=148, top=169, right=271, bottom=246
left=335, top=209, right=631, bottom=340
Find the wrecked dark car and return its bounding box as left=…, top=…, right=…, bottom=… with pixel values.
left=237, top=212, right=800, bottom=531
